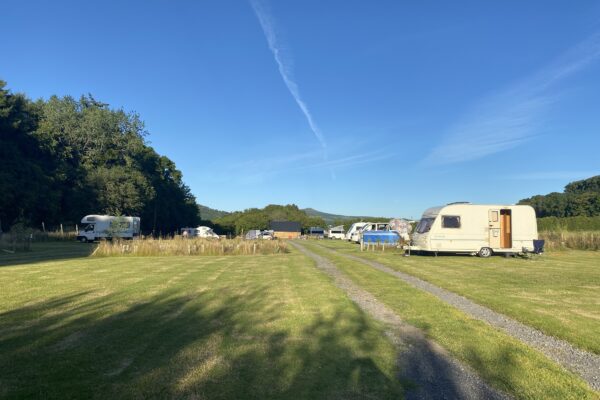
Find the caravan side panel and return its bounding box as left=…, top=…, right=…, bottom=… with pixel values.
left=428, top=205, right=489, bottom=252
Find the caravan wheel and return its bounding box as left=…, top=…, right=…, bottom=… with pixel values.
left=478, top=247, right=493, bottom=258
left=79, top=237, right=88, bottom=243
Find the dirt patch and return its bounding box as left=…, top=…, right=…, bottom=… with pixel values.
left=292, top=241, right=510, bottom=400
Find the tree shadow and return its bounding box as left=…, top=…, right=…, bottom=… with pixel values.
left=0, top=287, right=406, bottom=399
left=397, top=336, right=507, bottom=400
left=0, top=242, right=96, bottom=268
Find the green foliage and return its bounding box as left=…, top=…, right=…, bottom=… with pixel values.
left=565, top=176, right=600, bottom=194
left=538, top=216, right=600, bottom=231
left=0, top=80, right=199, bottom=234
left=303, top=207, right=391, bottom=227
left=213, top=204, right=326, bottom=235
left=198, top=204, right=230, bottom=221
left=518, top=176, right=600, bottom=217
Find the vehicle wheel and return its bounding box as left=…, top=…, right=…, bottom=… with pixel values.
left=79, top=237, right=88, bottom=243
left=478, top=247, right=493, bottom=258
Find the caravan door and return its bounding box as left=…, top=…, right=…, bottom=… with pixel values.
left=488, top=210, right=501, bottom=248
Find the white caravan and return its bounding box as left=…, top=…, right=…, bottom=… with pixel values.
left=182, top=226, right=220, bottom=239
left=345, top=222, right=368, bottom=242
left=409, top=203, right=539, bottom=257
left=77, top=215, right=140, bottom=242
left=327, top=225, right=345, bottom=240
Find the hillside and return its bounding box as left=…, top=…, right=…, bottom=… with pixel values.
left=302, top=208, right=358, bottom=224
left=198, top=204, right=229, bottom=221
left=302, top=208, right=390, bottom=225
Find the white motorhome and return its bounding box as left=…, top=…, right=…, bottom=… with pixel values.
left=409, top=203, right=539, bottom=257
left=327, top=225, right=345, bottom=240
left=345, top=222, right=368, bottom=242
left=77, top=215, right=140, bottom=242
left=181, top=226, right=220, bottom=239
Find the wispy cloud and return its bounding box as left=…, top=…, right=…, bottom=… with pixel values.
left=250, top=0, right=327, bottom=154
left=423, top=32, right=600, bottom=166
left=200, top=146, right=392, bottom=185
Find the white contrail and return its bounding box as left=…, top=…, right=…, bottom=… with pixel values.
left=250, top=0, right=327, bottom=153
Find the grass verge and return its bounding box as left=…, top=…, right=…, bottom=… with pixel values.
left=314, top=239, right=600, bottom=355
left=301, top=240, right=597, bottom=400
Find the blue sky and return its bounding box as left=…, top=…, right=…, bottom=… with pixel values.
left=2, top=1, right=600, bottom=219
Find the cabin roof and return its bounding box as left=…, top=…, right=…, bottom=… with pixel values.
left=269, top=221, right=301, bottom=232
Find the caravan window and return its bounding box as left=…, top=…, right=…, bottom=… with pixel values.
left=442, top=215, right=461, bottom=228
left=416, top=218, right=435, bottom=233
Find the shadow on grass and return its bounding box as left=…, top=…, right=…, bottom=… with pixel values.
left=0, top=287, right=405, bottom=399
left=0, top=241, right=96, bottom=268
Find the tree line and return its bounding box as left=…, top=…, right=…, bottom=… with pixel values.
left=212, top=204, right=326, bottom=235
left=518, top=175, right=600, bottom=218
left=0, top=80, right=199, bottom=234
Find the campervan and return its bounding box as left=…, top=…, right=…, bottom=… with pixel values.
left=181, top=226, right=220, bottom=239
left=327, top=225, right=345, bottom=240
left=345, top=222, right=368, bottom=242
left=409, top=203, right=540, bottom=257
left=195, top=226, right=220, bottom=239
left=77, top=215, right=140, bottom=242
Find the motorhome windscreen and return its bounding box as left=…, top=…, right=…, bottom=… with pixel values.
left=416, top=218, right=435, bottom=233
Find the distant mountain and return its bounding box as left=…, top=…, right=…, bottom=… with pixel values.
left=302, top=208, right=355, bottom=223
left=198, top=203, right=391, bottom=225
left=302, top=208, right=390, bottom=225
left=198, top=204, right=229, bottom=221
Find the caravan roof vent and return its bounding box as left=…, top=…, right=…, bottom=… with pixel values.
left=447, top=201, right=471, bottom=205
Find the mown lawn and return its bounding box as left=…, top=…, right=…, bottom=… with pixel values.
left=313, top=239, right=600, bottom=354
left=301, top=240, right=597, bottom=400
left=0, top=243, right=403, bottom=399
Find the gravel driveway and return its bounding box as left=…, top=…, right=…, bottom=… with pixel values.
left=292, top=241, right=511, bottom=400
left=317, top=243, right=600, bottom=391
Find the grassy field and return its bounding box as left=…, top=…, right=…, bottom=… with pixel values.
left=300, top=241, right=596, bottom=399
left=0, top=243, right=403, bottom=399
left=313, top=239, right=600, bottom=355
left=0, top=241, right=598, bottom=399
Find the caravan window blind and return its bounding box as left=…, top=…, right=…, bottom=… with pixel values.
left=442, top=215, right=461, bottom=228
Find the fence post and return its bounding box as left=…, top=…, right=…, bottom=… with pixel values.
left=60, top=224, right=64, bottom=235
left=42, top=222, right=45, bottom=232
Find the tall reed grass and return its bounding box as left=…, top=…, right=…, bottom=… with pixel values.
left=539, top=231, right=600, bottom=251
left=92, top=237, right=289, bottom=257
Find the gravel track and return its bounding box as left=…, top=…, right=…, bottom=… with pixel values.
left=317, top=243, right=600, bottom=391
left=292, top=241, right=511, bottom=400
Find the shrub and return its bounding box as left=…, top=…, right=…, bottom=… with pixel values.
left=92, top=237, right=289, bottom=257
left=539, top=231, right=600, bottom=251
